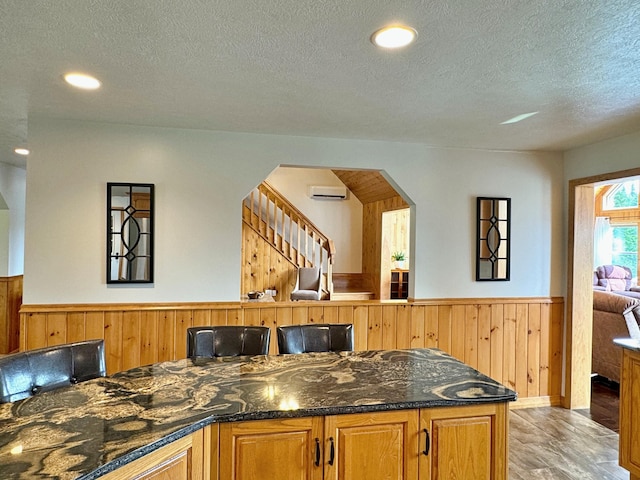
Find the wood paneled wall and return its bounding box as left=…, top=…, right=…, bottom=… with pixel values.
left=362, top=196, right=409, bottom=300
left=0, top=275, right=23, bottom=354
left=241, top=222, right=297, bottom=301
left=20, top=297, right=563, bottom=406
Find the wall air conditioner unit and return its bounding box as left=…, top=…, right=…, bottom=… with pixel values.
left=309, top=185, right=348, bottom=200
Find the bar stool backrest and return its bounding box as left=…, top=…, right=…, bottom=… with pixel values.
left=186, top=326, right=271, bottom=358
left=277, top=324, right=354, bottom=354
left=0, top=339, right=106, bottom=403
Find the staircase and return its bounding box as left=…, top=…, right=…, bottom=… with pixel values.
left=242, top=182, right=335, bottom=299
left=331, top=273, right=375, bottom=301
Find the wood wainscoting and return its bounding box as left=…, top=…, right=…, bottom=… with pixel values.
left=0, top=275, right=23, bottom=354
left=19, top=297, right=563, bottom=406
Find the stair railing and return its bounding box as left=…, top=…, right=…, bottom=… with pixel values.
left=243, top=182, right=335, bottom=296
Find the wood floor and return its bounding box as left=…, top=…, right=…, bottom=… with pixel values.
left=509, top=405, right=627, bottom=479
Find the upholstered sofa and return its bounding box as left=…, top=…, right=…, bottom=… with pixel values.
left=593, top=264, right=640, bottom=300
left=592, top=290, right=640, bottom=382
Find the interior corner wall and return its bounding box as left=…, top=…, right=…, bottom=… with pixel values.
left=25, top=118, right=564, bottom=304
left=564, top=131, right=640, bottom=182
left=0, top=163, right=26, bottom=277
left=265, top=167, right=363, bottom=273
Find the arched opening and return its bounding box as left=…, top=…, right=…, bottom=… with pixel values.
left=239, top=166, right=413, bottom=302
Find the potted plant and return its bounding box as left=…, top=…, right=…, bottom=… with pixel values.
left=392, top=251, right=406, bottom=269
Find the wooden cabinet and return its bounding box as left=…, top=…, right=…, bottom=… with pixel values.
left=324, top=410, right=419, bottom=480
left=420, top=403, right=508, bottom=480
left=219, top=417, right=324, bottom=480
left=217, top=405, right=508, bottom=480
left=97, top=404, right=508, bottom=480
left=390, top=269, right=409, bottom=299
left=619, top=347, right=640, bottom=479
left=219, top=412, right=417, bottom=480
left=100, top=427, right=209, bottom=480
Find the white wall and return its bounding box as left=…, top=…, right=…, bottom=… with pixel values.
left=25, top=118, right=564, bottom=304
left=0, top=162, right=26, bottom=276
left=266, top=167, right=362, bottom=273
left=564, top=131, right=640, bottom=182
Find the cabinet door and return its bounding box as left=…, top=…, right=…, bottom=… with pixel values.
left=219, top=417, right=324, bottom=480
left=620, top=348, right=640, bottom=477
left=420, top=403, right=508, bottom=480
left=100, top=427, right=207, bottom=480
left=324, top=410, right=419, bottom=480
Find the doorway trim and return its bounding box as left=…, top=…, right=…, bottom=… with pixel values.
left=566, top=166, right=640, bottom=408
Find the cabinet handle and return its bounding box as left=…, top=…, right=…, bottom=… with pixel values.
left=422, top=429, right=430, bottom=456
left=314, top=438, right=320, bottom=466
left=329, top=437, right=335, bottom=466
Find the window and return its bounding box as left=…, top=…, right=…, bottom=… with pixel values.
left=602, top=180, right=639, bottom=210
left=611, top=224, right=638, bottom=278
left=595, top=179, right=640, bottom=280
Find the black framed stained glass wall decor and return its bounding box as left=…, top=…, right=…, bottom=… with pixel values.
left=476, top=197, right=510, bottom=281
left=107, top=183, right=154, bottom=283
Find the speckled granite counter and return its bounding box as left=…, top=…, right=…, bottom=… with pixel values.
left=614, top=338, right=640, bottom=351
left=0, top=348, right=516, bottom=479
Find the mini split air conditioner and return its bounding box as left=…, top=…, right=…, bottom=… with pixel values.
left=309, top=185, right=348, bottom=200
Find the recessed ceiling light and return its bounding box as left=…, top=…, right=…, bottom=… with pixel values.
left=371, top=25, right=417, bottom=49
left=501, top=112, right=539, bottom=125
left=63, top=72, right=101, bottom=90
left=14, top=148, right=29, bottom=156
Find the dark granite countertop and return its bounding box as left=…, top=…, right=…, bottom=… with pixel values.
left=0, top=348, right=516, bottom=479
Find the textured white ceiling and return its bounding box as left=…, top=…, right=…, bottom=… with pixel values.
left=2, top=0, right=640, bottom=168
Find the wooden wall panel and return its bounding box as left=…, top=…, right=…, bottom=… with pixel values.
left=490, top=304, right=504, bottom=382
left=362, top=196, right=408, bottom=300
left=241, top=223, right=297, bottom=302
left=0, top=275, right=22, bottom=354
left=122, top=311, right=141, bottom=372
left=19, top=297, right=563, bottom=405
left=47, top=312, right=67, bottom=347
left=140, top=311, right=158, bottom=366
left=382, top=305, right=397, bottom=350
left=67, top=312, right=86, bottom=343
left=0, top=279, right=8, bottom=353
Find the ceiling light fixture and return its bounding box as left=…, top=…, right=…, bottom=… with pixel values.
left=371, top=25, right=417, bottom=49
left=14, top=148, right=30, bottom=156
left=63, top=72, right=101, bottom=90
left=500, top=112, right=539, bottom=125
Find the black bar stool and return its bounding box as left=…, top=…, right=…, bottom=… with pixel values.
left=186, top=326, right=271, bottom=358
left=277, top=324, right=353, bottom=354
left=0, top=339, right=106, bottom=403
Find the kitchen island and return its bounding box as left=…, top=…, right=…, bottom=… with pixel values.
left=0, top=348, right=516, bottom=479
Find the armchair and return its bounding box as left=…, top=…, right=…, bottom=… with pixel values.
left=290, top=266, right=322, bottom=301
left=593, top=264, right=640, bottom=299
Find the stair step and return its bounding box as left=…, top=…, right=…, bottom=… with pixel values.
left=331, top=292, right=374, bottom=301
left=332, top=273, right=373, bottom=291
left=331, top=273, right=374, bottom=301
